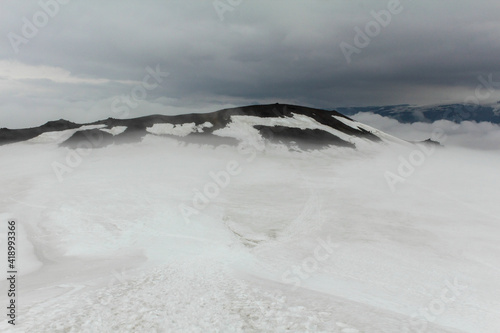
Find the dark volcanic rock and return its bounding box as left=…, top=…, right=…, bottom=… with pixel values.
left=417, top=138, right=443, bottom=147
left=84, top=103, right=378, bottom=149
left=163, top=132, right=240, bottom=147
left=0, top=119, right=79, bottom=145
left=61, top=129, right=114, bottom=149
left=254, top=125, right=355, bottom=149
left=0, top=103, right=388, bottom=149
left=41, top=119, right=79, bottom=131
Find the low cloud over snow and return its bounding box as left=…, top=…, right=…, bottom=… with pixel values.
left=352, top=112, right=500, bottom=150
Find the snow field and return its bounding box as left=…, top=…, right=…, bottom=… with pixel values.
left=0, top=135, right=499, bottom=332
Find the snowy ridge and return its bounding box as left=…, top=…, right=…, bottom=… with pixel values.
left=0, top=103, right=413, bottom=150
left=26, top=125, right=107, bottom=144
left=100, top=126, right=128, bottom=136
left=146, top=122, right=213, bottom=137
left=331, top=115, right=411, bottom=146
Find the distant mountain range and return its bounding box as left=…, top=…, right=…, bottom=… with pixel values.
left=336, top=104, right=500, bottom=124
left=0, top=104, right=409, bottom=149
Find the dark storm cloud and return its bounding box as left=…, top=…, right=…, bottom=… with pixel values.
left=1, top=0, right=500, bottom=127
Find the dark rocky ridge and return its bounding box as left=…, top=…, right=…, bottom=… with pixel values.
left=0, top=119, right=80, bottom=145
left=88, top=103, right=379, bottom=141
left=61, top=129, right=115, bottom=149
left=254, top=126, right=355, bottom=149
left=0, top=103, right=381, bottom=149
left=413, top=138, right=443, bottom=147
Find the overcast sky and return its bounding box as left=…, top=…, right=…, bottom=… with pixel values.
left=1, top=0, right=500, bottom=128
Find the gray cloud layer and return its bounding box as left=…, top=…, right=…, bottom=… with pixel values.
left=1, top=0, right=500, bottom=127
left=353, top=112, right=500, bottom=150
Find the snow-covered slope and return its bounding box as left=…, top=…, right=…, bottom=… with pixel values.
left=0, top=104, right=408, bottom=150
left=0, top=105, right=498, bottom=332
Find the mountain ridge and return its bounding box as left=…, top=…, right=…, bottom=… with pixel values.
left=336, top=103, right=500, bottom=124
left=0, top=103, right=402, bottom=149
